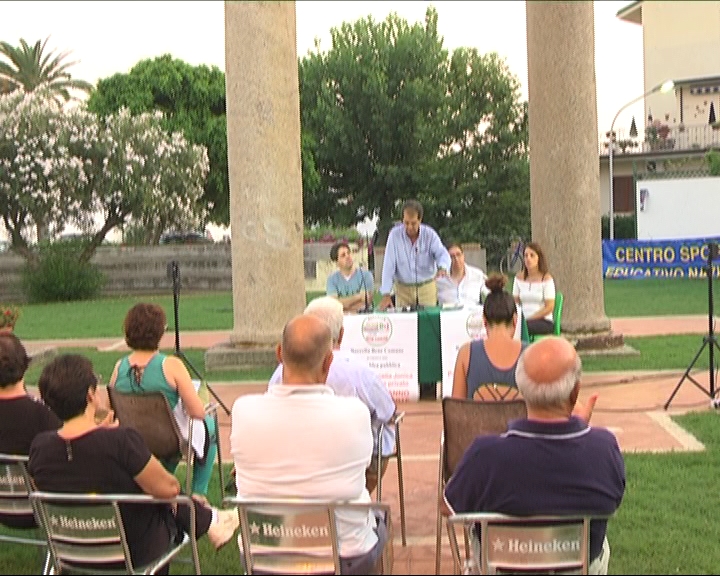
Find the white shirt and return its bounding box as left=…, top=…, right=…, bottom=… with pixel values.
left=230, top=385, right=377, bottom=557
left=512, top=276, right=556, bottom=321
left=268, top=349, right=397, bottom=456
left=437, top=264, right=490, bottom=308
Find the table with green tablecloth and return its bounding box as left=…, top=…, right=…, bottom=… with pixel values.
left=416, top=306, right=443, bottom=386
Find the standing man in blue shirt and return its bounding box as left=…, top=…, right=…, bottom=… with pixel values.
left=326, top=241, right=375, bottom=313
left=379, top=199, right=451, bottom=310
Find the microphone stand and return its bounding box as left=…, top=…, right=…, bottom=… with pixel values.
left=357, top=263, right=373, bottom=314
left=170, top=261, right=230, bottom=416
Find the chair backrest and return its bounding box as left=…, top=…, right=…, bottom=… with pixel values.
left=441, top=398, right=527, bottom=481
left=30, top=491, right=198, bottom=575
left=107, top=388, right=185, bottom=461
left=224, top=497, right=392, bottom=575
left=554, top=292, right=564, bottom=335
left=448, top=512, right=592, bottom=575
left=0, top=454, right=34, bottom=520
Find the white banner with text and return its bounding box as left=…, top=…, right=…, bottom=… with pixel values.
left=340, top=312, right=419, bottom=402
left=439, top=305, right=522, bottom=398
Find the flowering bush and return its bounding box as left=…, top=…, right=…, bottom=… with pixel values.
left=0, top=88, right=209, bottom=264
left=0, top=305, right=20, bottom=329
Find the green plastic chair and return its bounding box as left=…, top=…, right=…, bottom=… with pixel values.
left=527, top=292, right=563, bottom=343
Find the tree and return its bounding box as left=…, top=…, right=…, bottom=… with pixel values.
left=0, top=37, right=93, bottom=100
left=0, top=88, right=208, bottom=263
left=87, top=55, right=229, bottom=224
left=299, top=7, right=529, bottom=263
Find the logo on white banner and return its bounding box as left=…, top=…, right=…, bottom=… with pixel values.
left=465, top=310, right=485, bottom=340
left=361, top=316, right=393, bottom=347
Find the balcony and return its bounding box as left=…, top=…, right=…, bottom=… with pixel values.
left=599, top=123, right=720, bottom=156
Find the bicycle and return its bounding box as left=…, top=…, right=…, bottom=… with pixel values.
left=499, top=237, right=525, bottom=276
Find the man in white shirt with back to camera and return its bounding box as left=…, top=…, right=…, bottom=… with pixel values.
left=268, top=296, right=397, bottom=494
left=230, top=313, right=389, bottom=575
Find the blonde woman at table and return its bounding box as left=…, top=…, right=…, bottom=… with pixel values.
left=452, top=274, right=527, bottom=400
left=512, top=241, right=556, bottom=337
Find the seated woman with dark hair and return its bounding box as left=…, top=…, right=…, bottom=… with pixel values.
left=513, top=241, right=556, bottom=337
left=0, top=333, right=61, bottom=528
left=452, top=274, right=527, bottom=400
left=28, top=354, right=238, bottom=571
left=109, top=303, right=217, bottom=499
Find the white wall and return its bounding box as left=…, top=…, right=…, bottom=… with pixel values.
left=636, top=176, right=720, bottom=240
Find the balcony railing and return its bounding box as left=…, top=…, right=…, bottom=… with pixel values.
left=600, top=124, right=720, bottom=155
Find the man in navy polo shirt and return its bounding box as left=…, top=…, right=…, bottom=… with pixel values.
left=444, top=337, right=625, bottom=575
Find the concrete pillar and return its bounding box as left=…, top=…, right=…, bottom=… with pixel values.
left=224, top=1, right=306, bottom=346
left=525, top=1, right=611, bottom=334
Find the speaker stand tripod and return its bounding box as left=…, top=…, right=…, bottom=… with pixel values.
left=664, top=257, right=720, bottom=410
left=170, top=261, right=231, bottom=416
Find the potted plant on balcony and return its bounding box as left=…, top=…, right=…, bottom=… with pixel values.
left=646, top=119, right=672, bottom=150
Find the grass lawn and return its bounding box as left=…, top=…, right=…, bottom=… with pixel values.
left=603, top=277, right=718, bottom=317
left=10, top=278, right=718, bottom=342
left=3, top=411, right=720, bottom=574
left=16, top=333, right=714, bottom=387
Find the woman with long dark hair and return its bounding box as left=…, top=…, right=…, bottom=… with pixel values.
left=512, top=241, right=556, bottom=336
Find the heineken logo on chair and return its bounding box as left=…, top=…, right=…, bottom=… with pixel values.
left=486, top=524, right=583, bottom=566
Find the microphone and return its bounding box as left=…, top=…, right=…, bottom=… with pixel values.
left=412, top=245, right=424, bottom=312
left=357, top=263, right=373, bottom=314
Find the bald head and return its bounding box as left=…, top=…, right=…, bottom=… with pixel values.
left=516, top=337, right=581, bottom=410
left=279, top=314, right=333, bottom=382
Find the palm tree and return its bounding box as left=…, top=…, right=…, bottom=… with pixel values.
left=0, top=37, right=93, bottom=99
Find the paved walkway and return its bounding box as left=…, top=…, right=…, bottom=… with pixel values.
left=22, top=315, right=719, bottom=575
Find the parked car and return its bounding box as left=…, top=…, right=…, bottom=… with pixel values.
left=159, top=230, right=214, bottom=245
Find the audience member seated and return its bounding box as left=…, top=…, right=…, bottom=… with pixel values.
left=109, top=303, right=217, bottom=499
left=512, top=241, right=556, bottom=336
left=327, top=241, right=375, bottom=312
left=452, top=274, right=526, bottom=400
left=268, top=296, right=396, bottom=493
left=0, top=333, right=62, bottom=528
left=444, top=337, right=626, bottom=575
left=231, top=314, right=387, bottom=575
left=28, top=354, right=238, bottom=571
left=437, top=242, right=490, bottom=308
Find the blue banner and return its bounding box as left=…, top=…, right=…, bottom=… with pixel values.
left=602, top=237, right=720, bottom=279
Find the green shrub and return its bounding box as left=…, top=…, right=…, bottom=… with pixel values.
left=601, top=215, right=635, bottom=240
left=22, top=241, right=105, bottom=303
left=706, top=149, right=720, bottom=176
left=303, top=225, right=362, bottom=243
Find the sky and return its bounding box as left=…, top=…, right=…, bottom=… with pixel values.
left=1, top=0, right=646, bottom=141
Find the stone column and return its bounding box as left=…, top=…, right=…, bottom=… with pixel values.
left=224, top=1, right=306, bottom=347
left=525, top=1, right=612, bottom=336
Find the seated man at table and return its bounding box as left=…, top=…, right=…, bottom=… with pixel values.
left=327, top=240, right=375, bottom=313
left=437, top=242, right=490, bottom=308
left=379, top=199, right=451, bottom=310
left=231, top=313, right=388, bottom=575
left=268, top=296, right=397, bottom=494
left=444, top=337, right=625, bottom=575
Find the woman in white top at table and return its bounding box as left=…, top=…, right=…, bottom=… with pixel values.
left=512, top=241, right=556, bottom=336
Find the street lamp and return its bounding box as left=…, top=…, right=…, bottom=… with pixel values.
left=608, top=79, right=674, bottom=240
